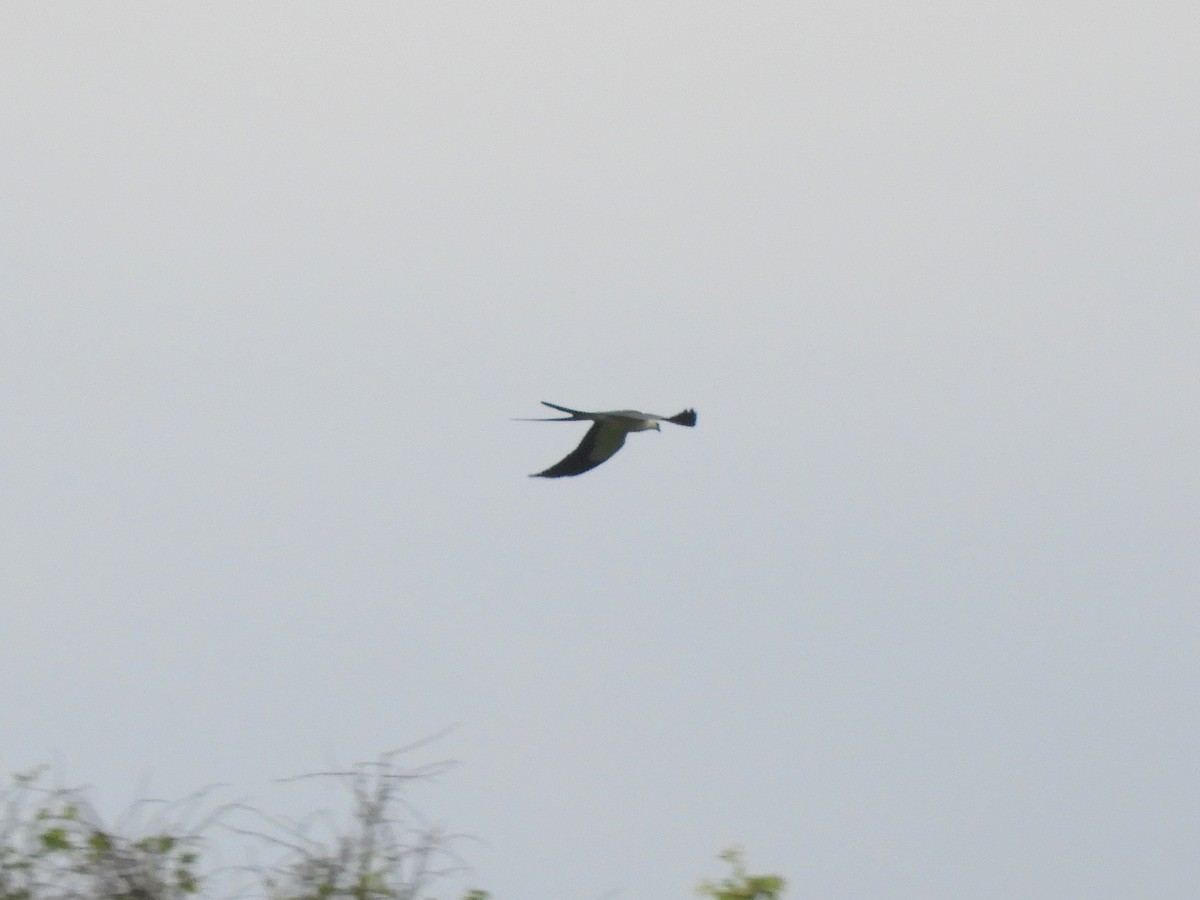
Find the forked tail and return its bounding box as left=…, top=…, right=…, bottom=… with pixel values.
left=512, top=401, right=588, bottom=422
left=539, top=401, right=588, bottom=418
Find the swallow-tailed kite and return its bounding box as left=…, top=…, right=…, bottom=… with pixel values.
left=521, top=401, right=697, bottom=478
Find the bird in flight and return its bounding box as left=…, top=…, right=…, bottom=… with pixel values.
left=521, top=401, right=697, bottom=478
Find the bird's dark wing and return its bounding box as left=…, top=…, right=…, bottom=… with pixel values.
left=531, top=421, right=627, bottom=478
left=666, top=408, right=697, bottom=427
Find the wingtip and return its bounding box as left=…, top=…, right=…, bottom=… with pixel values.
left=668, top=408, right=698, bottom=427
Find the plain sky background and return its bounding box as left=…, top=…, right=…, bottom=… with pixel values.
left=3, top=3, right=1198, bottom=898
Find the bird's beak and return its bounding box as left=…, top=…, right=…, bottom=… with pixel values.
left=653, top=423, right=661, bottom=431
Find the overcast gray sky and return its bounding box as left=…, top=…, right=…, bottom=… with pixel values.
left=3, top=3, right=1198, bottom=898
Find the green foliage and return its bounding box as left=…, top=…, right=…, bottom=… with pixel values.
left=4, top=763, right=780, bottom=900
left=697, top=847, right=785, bottom=900
left=241, top=751, right=470, bottom=900
left=37, top=828, right=72, bottom=853
left=0, top=770, right=205, bottom=899
left=0, top=755, right=491, bottom=900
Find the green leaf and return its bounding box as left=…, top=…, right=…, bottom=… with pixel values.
left=698, top=848, right=785, bottom=900
left=135, top=834, right=176, bottom=854
left=176, top=868, right=200, bottom=893
left=39, top=827, right=73, bottom=852
left=88, top=830, right=114, bottom=853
